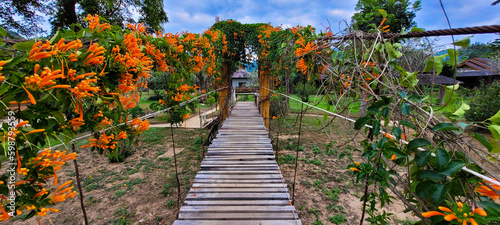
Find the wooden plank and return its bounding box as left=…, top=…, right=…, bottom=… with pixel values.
left=179, top=206, right=296, bottom=212
left=173, top=220, right=302, bottom=225
left=178, top=212, right=298, bottom=220
left=201, top=161, right=276, bottom=165
left=185, top=193, right=290, bottom=200
left=192, top=183, right=287, bottom=188
left=193, top=179, right=284, bottom=183
left=189, top=188, right=288, bottom=193
left=195, top=174, right=282, bottom=179
left=183, top=200, right=290, bottom=206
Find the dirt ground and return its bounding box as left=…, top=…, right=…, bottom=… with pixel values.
left=10, top=127, right=207, bottom=225
left=271, top=115, right=418, bottom=225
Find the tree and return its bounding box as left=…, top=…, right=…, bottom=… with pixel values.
left=52, top=0, right=168, bottom=33
left=457, top=42, right=496, bottom=62
left=351, top=0, right=421, bottom=33
left=0, top=0, right=51, bottom=37
left=0, top=0, right=168, bottom=37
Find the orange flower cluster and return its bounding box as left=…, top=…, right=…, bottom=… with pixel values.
left=126, top=23, right=146, bottom=34
left=83, top=132, right=117, bottom=152
left=25, top=65, right=69, bottom=91
left=49, top=181, right=77, bottom=204
left=31, top=149, right=76, bottom=186
left=70, top=78, right=99, bottom=98
left=476, top=180, right=500, bottom=201
left=296, top=58, right=308, bottom=75
left=85, top=14, right=111, bottom=33
left=422, top=202, right=486, bottom=225
left=295, top=41, right=317, bottom=57
left=130, top=118, right=150, bottom=134
left=83, top=43, right=106, bottom=66
left=28, top=41, right=56, bottom=61
left=54, top=38, right=83, bottom=62
left=378, top=18, right=390, bottom=33
left=0, top=61, right=6, bottom=82
left=67, top=117, right=85, bottom=130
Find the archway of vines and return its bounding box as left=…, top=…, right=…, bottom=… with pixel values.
left=0, top=11, right=499, bottom=225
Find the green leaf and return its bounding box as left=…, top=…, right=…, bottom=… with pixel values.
left=488, top=109, right=500, bottom=124
left=432, top=184, right=448, bottom=203
left=410, top=27, right=425, bottom=32
left=0, top=26, right=6, bottom=37
left=62, top=30, right=76, bottom=39
left=378, top=9, right=387, bottom=18
left=13, top=40, right=36, bottom=52
left=432, top=123, right=460, bottom=132
left=401, top=102, right=411, bottom=115
left=415, top=151, right=432, bottom=166
left=416, top=181, right=435, bottom=198
left=50, top=30, right=62, bottom=43
left=454, top=36, right=471, bottom=48
left=439, top=160, right=465, bottom=176
left=372, top=120, right=381, bottom=136
left=453, top=101, right=470, bottom=116
left=49, top=111, right=65, bottom=124
left=323, top=113, right=328, bottom=121
left=354, top=116, right=371, bottom=130
left=407, top=138, right=431, bottom=150
left=399, top=120, right=416, bottom=129
left=392, top=127, right=402, bottom=140
left=488, top=125, right=500, bottom=140
left=419, top=170, right=445, bottom=181
left=436, top=148, right=449, bottom=170
left=447, top=49, right=457, bottom=67
left=470, top=132, right=492, bottom=152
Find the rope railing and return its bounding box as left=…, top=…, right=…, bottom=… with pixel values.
left=262, top=86, right=500, bottom=187
left=318, top=24, right=500, bottom=40
left=46, top=86, right=230, bottom=151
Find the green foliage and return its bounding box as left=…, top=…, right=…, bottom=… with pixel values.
left=464, top=81, right=500, bottom=123
left=294, top=82, right=317, bottom=102
left=328, top=214, right=347, bottom=224
left=351, top=0, right=421, bottom=32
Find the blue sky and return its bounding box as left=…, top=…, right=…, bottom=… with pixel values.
left=154, top=0, right=499, bottom=47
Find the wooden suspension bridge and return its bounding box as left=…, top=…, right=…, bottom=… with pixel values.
left=173, top=101, right=302, bottom=225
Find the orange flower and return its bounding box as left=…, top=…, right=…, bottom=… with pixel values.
left=422, top=202, right=487, bottom=225
left=26, top=129, right=45, bottom=134
left=28, top=41, right=55, bottom=61
left=183, top=113, right=190, bottom=119
left=83, top=43, right=106, bottom=66
left=116, top=131, right=127, bottom=140
left=296, top=58, right=308, bottom=75
left=350, top=167, right=360, bottom=172
left=85, top=14, right=111, bottom=33
left=476, top=181, right=500, bottom=201
left=23, top=86, right=37, bottom=105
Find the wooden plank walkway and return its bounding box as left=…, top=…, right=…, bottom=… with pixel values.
left=173, top=101, right=302, bottom=225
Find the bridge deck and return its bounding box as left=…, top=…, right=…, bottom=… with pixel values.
left=173, top=101, right=301, bottom=225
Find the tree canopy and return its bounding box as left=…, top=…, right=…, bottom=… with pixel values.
left=0, top=0, right=168, bottom=37
left=351, top=0, right=421, bottom=33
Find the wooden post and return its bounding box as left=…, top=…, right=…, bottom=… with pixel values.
left=218, top=63, right=230, bottom=122
left=259, top=63, right=270, bottom=130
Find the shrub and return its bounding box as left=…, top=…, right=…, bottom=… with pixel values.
left=464, top=81, right=500, bottom=123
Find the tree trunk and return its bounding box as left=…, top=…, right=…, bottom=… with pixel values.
left=61, top=0, right=78, bottom=26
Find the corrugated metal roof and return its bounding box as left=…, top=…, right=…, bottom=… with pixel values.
left=456, top=57, right=498, bottom=77
left=231, top=69, right=250, bottom=79
left=417, top=74, right=463, bottom=85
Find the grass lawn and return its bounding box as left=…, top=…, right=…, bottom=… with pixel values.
left=288, top=94, right=361, bottom=116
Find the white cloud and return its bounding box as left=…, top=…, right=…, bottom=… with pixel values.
left=328, top=9, right=354, bottom=19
